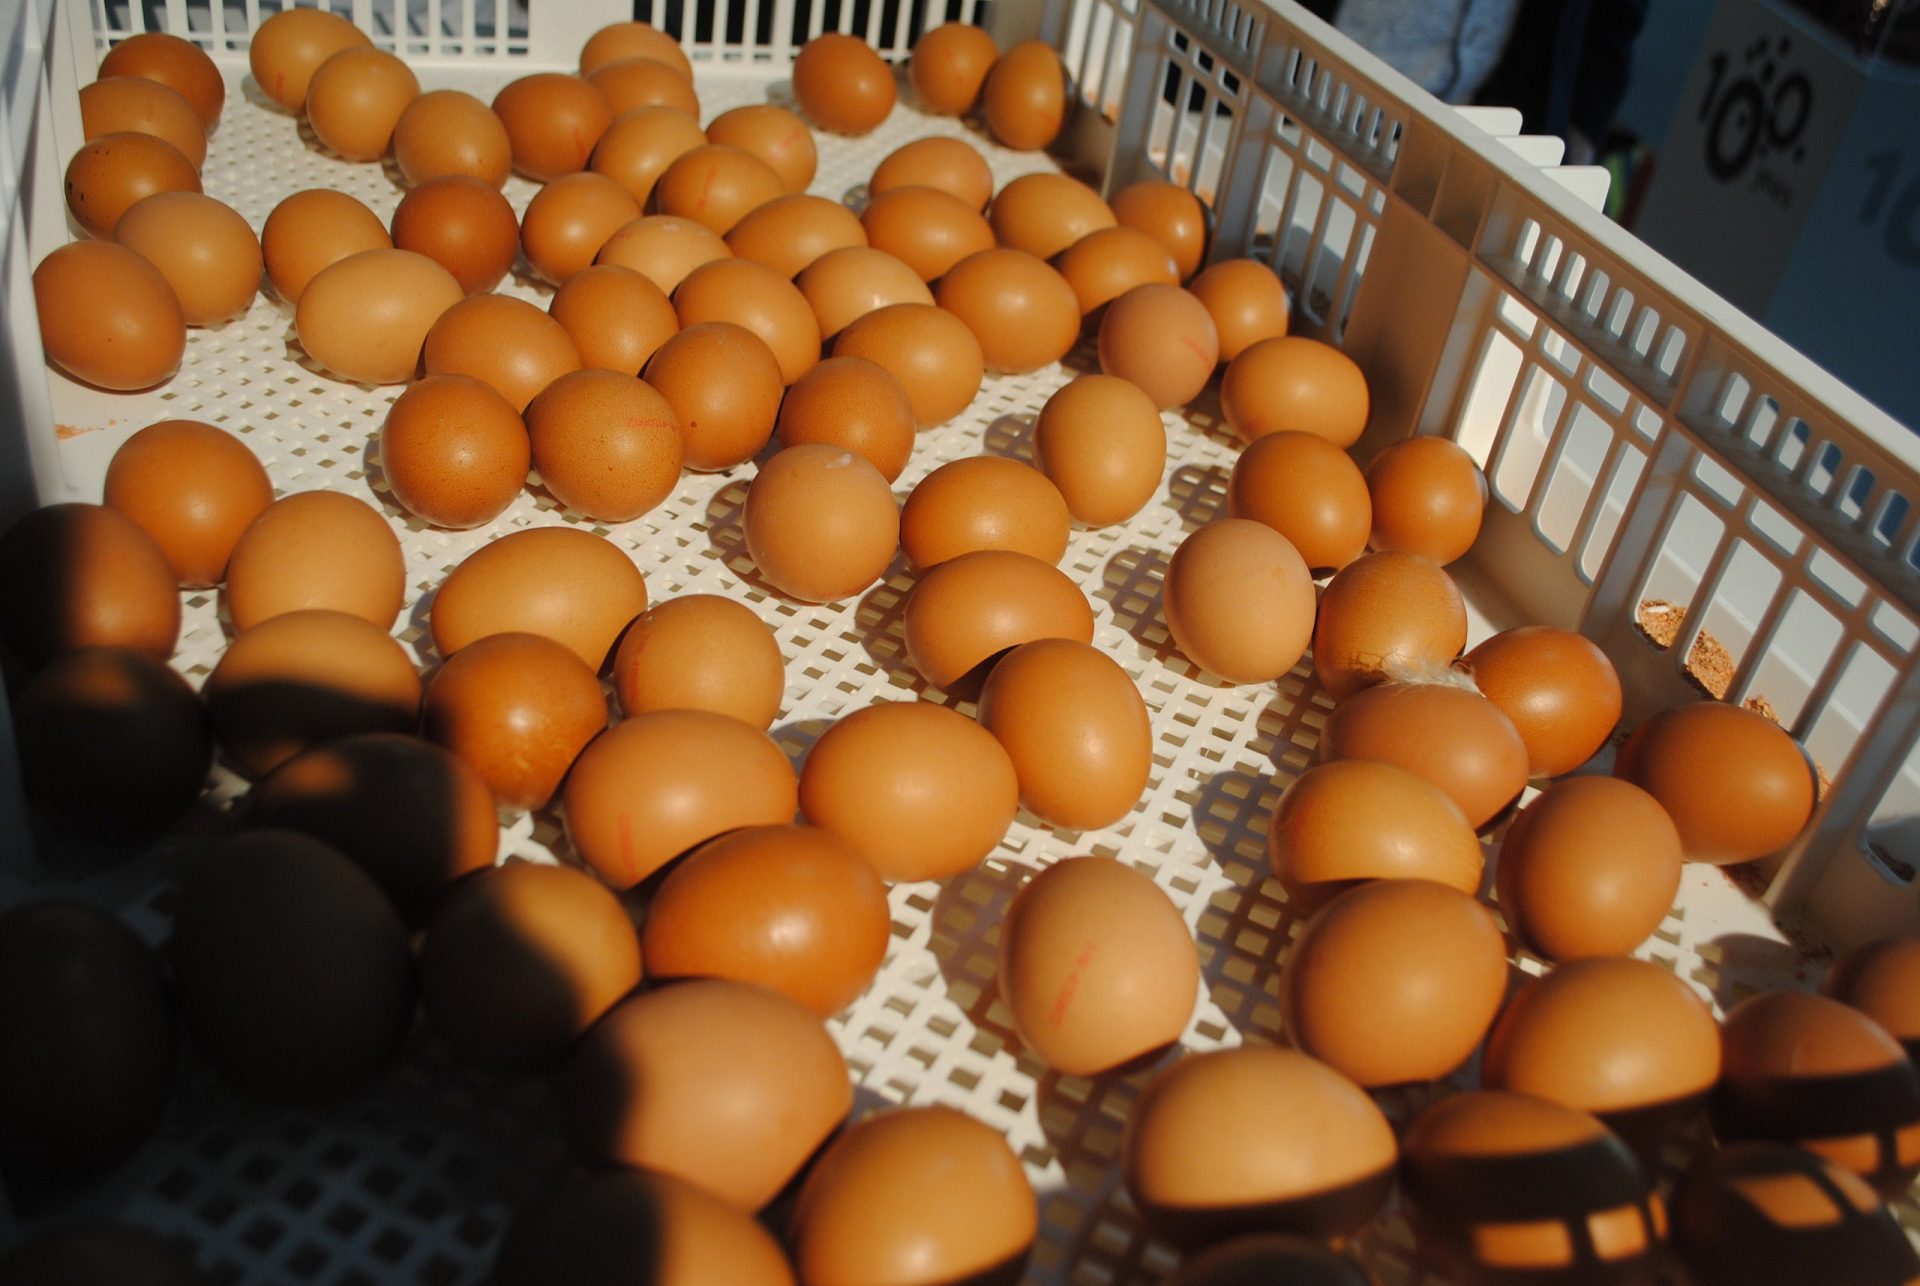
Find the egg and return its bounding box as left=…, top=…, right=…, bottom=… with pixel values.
left=99, top=31, right=224, bottom=129
left=10, top=648, right=210, bottom=838
left=978, top=638, right=1153, bottom=829
left=204, top=609, right=420, bottom=778
left=1170, top=1236, right=1372, bottom=1286
left=870, top=135, right=994, bottom=209
left=798, top=700, right=1018, bottom=881
left=832, top=302, right=984, bottom=426
left=63, top=131, right=201, bottom=238
left=492, top=73, right=613, bottom=180
left=0, top=1222, right=199, bottom=1286
left=580, top=20, right=694, bottom=79
left=590, top=105, right=708, bottom=205
left=792, top=1107, right=1036, bottom=1285
left=725, top=194, right=866, bottom=279
left=903, top=549, right=1095, bottom=691
left=644, top=321, right=784, bottom=470
left=557, top=979, right=849, bottom=1209
left=114, top=191, right=261, bottom=325
left=1614, top=701, right=1816, bottom=866
left=1190, top=257, right=1291, bottom=360
left=612, top=593, right=783, bottom=728
left=909, top=23, right=999, bottom=116
left=792, top=33, right=895, bottom=134
left=650, top=143, right=786, bottom=236
left=1226, top=430, right=1370, bottom=573
left=1465, top=626, right=1623, bottom=779
left=379, top=374, right=528, bottom=529
left=673, top=258, right=820, bottom=384
left=387, top=177, right=518, bottom=296
left=261, top=188, right=391, bottom=303
left=1267, top=760, right=1484, bottom=909
left=1365, top=435, right=1488, bottom=565
left=597, top=213, right=731, bottom=292
left=246, top=6, right=371, bottom=112
left=776, top=355, right=916, bottom=481
left=420, top=861, right=640, bottom=1073
left=249, top=732, right=497, bottom=923
left=563, top=709, right=799, bottom=887
left=1319, top=681, right=1529, bottom=828
left=296, top=248, right=463, bottom=385
left=982, top=41, right=1067, bottom=150
left=934, top=247, right=1081, bottom=373
left=170, top=830, right=412, bottom=1105
left=1033, top=373, right=1167, bottom=526
left=1223, top=336, right=1369, bottom=445
left=103, top=418, right=272, bottom=586
left=796, top=246, right=934, bottom=339
left=420, top=631, right=608, bottom=810
left=1055, top=225, right=1181, bottom=317
left=550, top=263, right=679, bottom=374
left=860, top=185, right=996, bottom=283
left=998, top=857, right=1197, bottom=1073
left=1824, top=936, right=1920, bottom=1059
left=900, top=456, right=1070, bottom=571
left=225, top=489, right=405, bottom=632
left=743, top=443, right=899, bottom=602
left=1098, top=283, right=1219, bottom=408
left=1311, top=550, right=1467, bottom=700
left=525, top=369, right=683, bottom=522
left=1111, top=180, right=1209, bottom=281
left=0, top=502, right=179, bottom=663
left=1162, top=518, right=1315, bottom=684
left=1495, top=777, right=1682, bottom=961
left=430, top=525, right=648, bottom=670
left=33, top=240, right=184, bottom=389
left=422, top=293, right=584, bottom=411
left=393, top=88, right=513, bottom=186
left=705, top=104, right=816, bottom=192
left=589, top=56, right=699, bottom=118
left=304, top=47, right=419, bottom=162
left=522, top=172, right=642, bottom=285
left=79, top=76, right=206, bottom=168
left=989, top=174, right=1113, bottom=260
left=1123, top=1046, right=1397, bottom=1246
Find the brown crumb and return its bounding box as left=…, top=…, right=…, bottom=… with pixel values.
left=54, top=423, right=96, bottom=440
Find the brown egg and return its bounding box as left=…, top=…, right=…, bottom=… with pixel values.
left=557, top=979, right=849, bottom=1208
left=1464, top=626, right=1622, bottom=778
left=261, top=188, right=391, bottom=303
left=909, top=24, right=999, bottom=116
left=725, top=195, right=866, bottom=279
left=900, top=456, right=1070, bottom=571
left=673, top=257, right=820, bottom=385
left=644, top=321, right=785, bottom=471
left=590, top=105, right=708, bottom=205
left=522, top=172, right=641, bottom=285
left=1484, top=957, right=1723, bottom=1146
left=797, top=246, right=934, bottom=339
left=982, top=41, right=1067, bottom=151
left=989, top=173, right=1114, bottom=259
left=421, top=861, right=640, bottom=1072
left=589, top=57, right=698, bottom=118
left=169, top=829, right=411, bottom=1105
left=305, top=48, right=419, bottom=162
left=430, top=525, right=648, bottom=670
left=99, top=31, right=224, bottom=129
left=597, top=213, right=731, bottom=293
left=246, top=6, right=371, bottom=113
left=103, top=419, right=271, bottom=587
left=799, top=700, right=1017, bottom=881
left=250, top=732, right=496, bottom=922
left=1033, top=373, right=1166, bottom=526
left=497, top=1169, right=794, bottom=1286
left=1111, top=180, right=1208, bottom=281
left=564, top=709, right=799, bottom=887
left=744, top=443, right=899, bottom=602
left=1223, top=336, right=1369, bottom=445
left=998, top=857, right=1196, bottom=1073
left=1123, top=1046, right=1396, bottom=1246
left=525, top=369, right=683, bottom=522
left=1267, top=760, right=1484, bottom=909
left=832, top=302, right=984, bottom=426
left=1281, top=879, right=1507, bottom=1086
left=1716, top=991, right=1920, bottom=1194
left=205, top=609, right=419, bottom=778
left=1055, top=226, right=1181, bottom=317
left=114, top=192, right=260, bottom=326
left=422, top=293, right=583, bottom=411
left=1098, top=283, right=1219, bottom=409
left=420, top=631, right=607, bottom=810
left=226, top=489, right=405, bottom=632
left=33, top=240, right=184, bottom=390
left=388, top=177, right=518, bottom=295
left=1319, top=681, right=1529, bottom=828
left=493, top=74, right=613, bottom=181
left=63, top=131, right=201, bottom=239
left=933, top=248, right=1080, bottom=373
left=861, top=185, right=997, bottom=283
left=296, top=248, right=463, bottom=385
left=1365, top=435, right=1487, bottom=565
left=903, top=549, right=1095, bottom=692
left=1615, top=702, right=1815, bottom=866
left=0, top=1224, right=200, bottom=1286
left=871, top=136, right=994, bottom=210
left=612, top=594, right=783, bottom=728
left=550, top=263, right=679, bottom=374
left=1163, top=518, right=1315, bottom=684
left=979, top=638, right=1152, bottom=830
left=1170, top=1237, right=1373, bottom=1286
left=0, top=503, right=179, bottom=663
left=1311, top=550, right=1466, bottom=700
left=1225, top=431, right=1369, bottom=575
left=79, top=76, right=206, bottom=169
left=378, top=374, right=527, bottom=529
left=393, top=88, right=512, bottom=186
left=1190, top=258, right=1290, bottom=361
left=792, top=33, right=895, bottom=135
left=580, top=20, right=694, bottom=80
left=1825, top=937, right=1920, bottom=1059
left=10, top=648, right=209, bottom=838
left=706, top=104, right=816, bottom=193
left=777, top=356, right=915, bottom=481
left=651, top=143, right=786, bottom=236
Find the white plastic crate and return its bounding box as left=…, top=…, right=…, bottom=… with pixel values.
left=2, top=0, right=1918, bottom=1282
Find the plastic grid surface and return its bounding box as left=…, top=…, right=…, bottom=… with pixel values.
left=17, top=54, right=1918, bottom=1286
